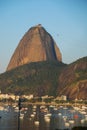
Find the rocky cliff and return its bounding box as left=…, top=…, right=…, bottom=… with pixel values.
left=57, top=57, right=87, bottom=99
left=7, top=24, right=62, bottom=71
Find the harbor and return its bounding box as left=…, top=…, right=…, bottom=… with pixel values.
left=0, top=103, right=87, bottom=130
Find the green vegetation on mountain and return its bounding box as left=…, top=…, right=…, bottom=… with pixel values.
left=0, top=56, right=87, bottom=99
left=0, top=61, right=66, bottom=96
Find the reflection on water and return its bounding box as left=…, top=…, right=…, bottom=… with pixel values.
left=0, top=104, right=87, bottom=130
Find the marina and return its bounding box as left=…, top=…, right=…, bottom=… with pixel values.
left=0, top=103, right=87, bottom=130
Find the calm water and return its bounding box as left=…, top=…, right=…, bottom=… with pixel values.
left=0, top=104, right=87, bottom=130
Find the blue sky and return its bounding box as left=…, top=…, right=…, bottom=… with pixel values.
left=0, top=0, right=87, bottom=73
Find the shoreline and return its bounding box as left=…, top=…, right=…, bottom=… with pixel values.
left=0, top=102, right=87, bottom=107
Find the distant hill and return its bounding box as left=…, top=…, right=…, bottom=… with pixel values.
left=0, top=61, right=66, bottom=96
left=58, top=56, right=87, bottom=100
left=0, top=57, right=87, bottom=99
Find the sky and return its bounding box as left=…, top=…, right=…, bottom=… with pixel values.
left=0, top=0, right=87, bottom=73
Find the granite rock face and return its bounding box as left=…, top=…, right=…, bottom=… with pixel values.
left=7, top=24, right=62, bottom=71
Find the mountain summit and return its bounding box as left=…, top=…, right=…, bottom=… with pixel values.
left=7, top=24, right=62, bottom=71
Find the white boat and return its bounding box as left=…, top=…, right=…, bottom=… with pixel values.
left=44, top=116, right=50, bottom=123
left=46, top=113, right=52, bottom=117
left=34, top=121, right=39, bottom=126
left=85, top=115, right=87, bottom=120
left=81, top=119, right=85, bottom=124
left=20, top=113, right=24, bottom=119
left=69, top=120, right=74, bottom=124
left=30, top=114, right=35, bottom=118
left=65, top=122, right=70, bottom=128
left=0, top=106, right=5, bottom=111
left=58, top=113, right=62, bottom=116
